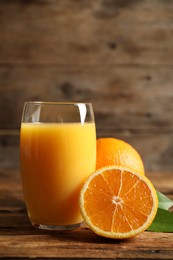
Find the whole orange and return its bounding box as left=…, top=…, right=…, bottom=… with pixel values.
left=96, top=138, right=145, bottom=176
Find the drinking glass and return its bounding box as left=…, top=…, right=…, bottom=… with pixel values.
left=20, top=102, right=96, bottom=230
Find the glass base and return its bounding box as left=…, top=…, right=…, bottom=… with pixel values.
left=32, top=222, right=83, bottom=231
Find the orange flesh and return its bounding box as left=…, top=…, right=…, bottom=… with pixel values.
left=84, top=169, right=153, bottom=233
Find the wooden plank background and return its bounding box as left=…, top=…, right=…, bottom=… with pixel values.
left=0, top=0, right=173, bottom=172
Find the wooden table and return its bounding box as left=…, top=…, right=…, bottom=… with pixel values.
left=1, top=169, right=173, bottom=259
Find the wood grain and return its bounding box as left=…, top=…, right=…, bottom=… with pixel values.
left=0, top=0, right=173, bottom=172
left=0, top=0, right=173, bottom=65
left=0, top=169, right=173, bottom=259
left=0, top=230, right=173, bottom=259
left=0, top=66, right=173, bottom=129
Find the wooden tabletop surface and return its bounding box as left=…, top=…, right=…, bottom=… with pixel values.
left=0, top=169, right=173, bottom=259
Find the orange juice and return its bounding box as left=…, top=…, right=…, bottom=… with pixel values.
left=20, top=122, right=96, bottom=227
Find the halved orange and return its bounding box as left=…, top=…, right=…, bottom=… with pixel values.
left=80, top=166, right=158, bottom=239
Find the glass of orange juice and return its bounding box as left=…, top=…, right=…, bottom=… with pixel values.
left=20, top=101, right=96, bottom=230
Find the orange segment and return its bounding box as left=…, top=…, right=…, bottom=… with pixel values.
left=80, top=166, right=158, bottom=239
left=96, top=138, right=145, bottom=176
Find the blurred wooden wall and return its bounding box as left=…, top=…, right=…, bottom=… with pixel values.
left=0, top=0, right=173, bottom=172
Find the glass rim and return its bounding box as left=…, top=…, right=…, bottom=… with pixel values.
left=24, top=101, right=93, bottom=106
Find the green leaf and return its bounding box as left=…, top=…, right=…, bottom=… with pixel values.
left=157, top=191, right=173, bottom=210
left=147, top=208, right=173, bottom=232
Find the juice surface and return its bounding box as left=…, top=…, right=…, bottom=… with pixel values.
left=20, top=122, right=96, bottom=226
